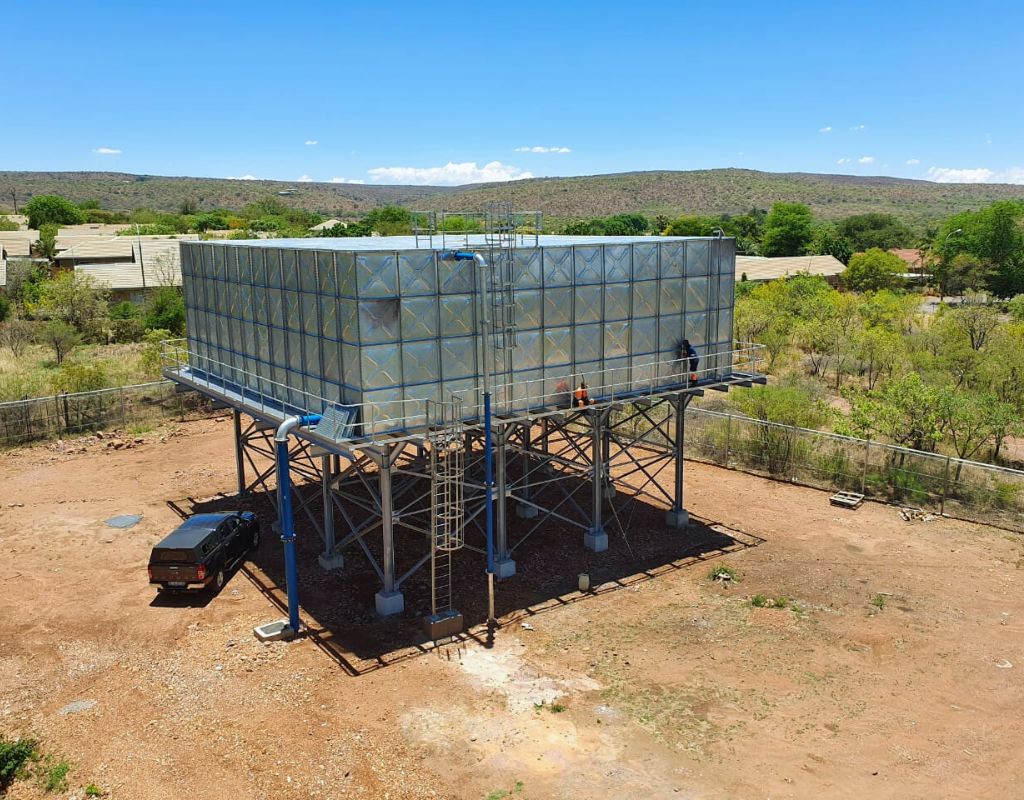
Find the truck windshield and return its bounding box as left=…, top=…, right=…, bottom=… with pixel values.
left=152, top=549, right=194, bottom=562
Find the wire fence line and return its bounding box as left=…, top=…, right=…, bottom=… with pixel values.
left=0, top=381, right=224, bottom=448
left=680, top=407, right=1024, bottom=534
left=3, top=381, right=1022, bottom=534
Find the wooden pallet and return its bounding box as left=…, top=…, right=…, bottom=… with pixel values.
left=830, top=491, right=864, bottom=510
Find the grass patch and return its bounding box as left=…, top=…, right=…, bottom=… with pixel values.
left=871, top=594, right=887, bottom=610
left=42, top=758, right=70, bottom=793
left=85, top=784, right=104, bottom=797
left=751, top=594, right=789, bottom=609
left=0, top=736, right=39, bottom=791
left=707, top=564, right=737, bottom=582
left=484, top=782, right=524, bottom=800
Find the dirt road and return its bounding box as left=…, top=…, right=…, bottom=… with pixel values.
left=1, top=417, right=1021, bottom=799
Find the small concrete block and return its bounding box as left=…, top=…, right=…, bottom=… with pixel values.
left=253, top=619, right=296, bottom=641
left=317, top=551, right=345, bottom=571
left=422, top=610, right=463, bottom=640
left=375, top=589, right=405, bottom=617
left=515, top=503, right=539, bottom=519
left=494, top=557, right=517, bottom=579
left=584, top=527, right=608, bottom=553
left=665, top=508, right=690, bottom=529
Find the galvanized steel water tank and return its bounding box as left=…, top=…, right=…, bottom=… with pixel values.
left=180, top=235, right=735, bottom=432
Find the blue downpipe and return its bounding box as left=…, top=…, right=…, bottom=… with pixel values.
left=484, top=391, right=495, bottom=576
left=274, top=414, right=321, bottom=634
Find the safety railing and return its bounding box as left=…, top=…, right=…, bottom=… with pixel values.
left=160, top=338, right=766, bottom=443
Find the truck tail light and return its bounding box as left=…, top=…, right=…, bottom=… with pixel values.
left=147, top=566, right=153, bottom=580
left=196, top=564, right=206, bottom=581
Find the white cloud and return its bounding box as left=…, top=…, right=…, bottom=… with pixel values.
left=225, top=174, right=258, bottom=180
left=926, top=166, right=1024, bottom=184
left=819, top=126, right=832, bottom=133
left=850, top=124, right=867, bottom=132
left=93, top=147, right=121, bottom=155
left=329, top=177, right=366, bottom=184
left=513, top=146, right=571, bottom=154
left=836, top=158, right=850, bottom=165
left=367, top=160, right=535, bottom=186
left=297, top=175, right=314, bottom=183
left=906, top=158, right=920, bottom=165
left=858, top=155, right=875, bottom=164
left=305, top=140, right=319, bottom=146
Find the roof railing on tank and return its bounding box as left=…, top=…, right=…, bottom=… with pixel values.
left=160, top=338, right=765, bottom=446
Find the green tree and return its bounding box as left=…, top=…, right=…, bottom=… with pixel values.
left=4, top=259, right=47, bottom=312
left=836, top=213, right=914, bottom=251
left=855, top=326, right=905, bottom=389
left=0, top=295, right=9, bottom=323
left=841, top=248, right=905, bottom=292
left=935, top=201, right=1024, bottom=297
left=1008, top=294, right=1024, bottom=323
left=807, top=224, right=854, bottom=264
left=841, top=373, right=943, bottom=451
left=33, top=223, right=60, bottom=260
left=760, top=202, right=814, bottom=257
left=0, top=319, right=34, bottom=358
left=732, top=382, right=825, bottom=475
left=143, top=286, right=186, bottom=334
left=40, top=320, right=81, bottom=364
left=933, top=252, right=994, bottom=296
left=51, top=361, right=108, bottom=394
left=23, top=195, right=86, bottom=229
left=37, top=272, right=109, bottom=334
left=663, top=215, right=717, bottom=237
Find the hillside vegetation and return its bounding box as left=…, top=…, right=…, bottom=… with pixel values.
left=2, top=169, right=1023, bottom=225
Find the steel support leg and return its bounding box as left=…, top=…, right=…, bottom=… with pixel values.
left=516, top=420, right=538, bottom=519
left=666, top=394, right=690, bottom=529
left=233, top=409, right=246, bottom=497
left=584, top=408, right=609, bottom=552
left=375, top=448, right=404, bottom=615
left=318, top=454, right=344, bottom=571
left=494, top=424, right=516, bottom=578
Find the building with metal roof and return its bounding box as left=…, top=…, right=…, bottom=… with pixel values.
left=734, top=254, right=845, bottom=284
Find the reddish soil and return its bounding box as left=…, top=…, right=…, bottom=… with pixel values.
left=1, top=417, right=1022, bottom=799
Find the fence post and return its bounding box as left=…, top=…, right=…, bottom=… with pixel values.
left=120, top=387, right=127, bottom=427
left=940, top=455, right=951, bottom=516
left=724, top=413, right=733, bottom=468
left=860, top=440, right=870, bottom=495
left=61, top=392, right=71, bottom=435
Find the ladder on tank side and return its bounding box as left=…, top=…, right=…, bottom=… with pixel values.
left=427, top=396, right=466, bottom=618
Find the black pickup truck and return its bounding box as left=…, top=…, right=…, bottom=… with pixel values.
left=148, top=511, right=259, bottom=592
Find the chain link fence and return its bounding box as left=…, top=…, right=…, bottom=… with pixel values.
left=684, top=408, right=1024, bottom=533
left=0, top=381, right=225, bottom=448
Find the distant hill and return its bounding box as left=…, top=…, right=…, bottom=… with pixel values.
left=2, top=168, right=1021, bottom=226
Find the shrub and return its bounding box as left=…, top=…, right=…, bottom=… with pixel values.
left=707, top=564, right=737, bottom=582
left=751, top=594, right=769, bottom=607
left=51, top=362, right=108, bottom=395
left=111, top=317, right=145, bottom=343
left=143, top=287, right=185, bottom=335
left=42, top=758, right=70, bottom=792
left=40, top=320, right=82, bottom=364
left=0, top=736, right=38, bottom=791
left=140, top=328, right=172, bottom=377
left=109, top=300, right=140, bottom=320
left=24, top=195, right=85, bottom=228
left=85, top=784, right=104, bottom=797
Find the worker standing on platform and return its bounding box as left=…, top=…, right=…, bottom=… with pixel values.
left=574, top=381, right=590, bottom=407
left=682, top=339, right=699, bottom=384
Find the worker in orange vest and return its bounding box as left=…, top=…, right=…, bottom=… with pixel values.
left=574, top=381, right=590, bottom=407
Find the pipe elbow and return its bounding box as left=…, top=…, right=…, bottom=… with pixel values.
left=275, top=414, right=322, bottom=443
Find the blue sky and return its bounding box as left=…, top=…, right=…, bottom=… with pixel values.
left=3, top=1, right=1022, bottom=186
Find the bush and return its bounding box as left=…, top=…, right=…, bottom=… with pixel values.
left=0, top=216, right=19, bottom=231
left=51, top=362, right=108, bottom=394
left=24, top=195, right=85, bottom=228
left=842, top=248, right=906, bottom=292
left=109, top=301, right=140, bottom=320
left=140, top=328, right=172, bottom=377
left=111, top=317, right=145, bottom=343
left=40, top=320, right=81, bottom=364
left=1008, top=294, right=1024, bottom=323
left=0, top=294, right=10, bottom=323
left=0, top=736, right=38, bottom=791
left=143, top=287, right=185, bottom=334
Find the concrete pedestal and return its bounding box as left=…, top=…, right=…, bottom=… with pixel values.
left=375, top=589, right=405, bottom=616
left=317, top=552, right=345, bottom=571
left=253, top=619, right=296, bottom=641
left=584, top=527, right=608, bottom=553
left=423, top=610, right=463, bottom=640
left=665, top=508, right=690, bottom=529
left=494, top=557, right=517, bottom=579
left=515, top=503, right=539, bottom=519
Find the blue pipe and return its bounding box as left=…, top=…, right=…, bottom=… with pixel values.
left=274, top=413, right=322, bottom=634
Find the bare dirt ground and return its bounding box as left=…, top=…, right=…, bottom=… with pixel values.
left=1, top=417, right=1022, bottom=799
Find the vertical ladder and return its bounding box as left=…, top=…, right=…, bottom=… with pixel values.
left=428, top=396, right=465, bottom=618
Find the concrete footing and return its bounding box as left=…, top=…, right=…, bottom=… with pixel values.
left=375, top=589, right=405, bottom=616
left=317, top=552, right=345, bottom=571
left=665, top=508, right=690, bottom=529
left=253, top=619, right=296, bottom=642
left=422, top=610, right=463, bottom=640
left=494, top=557, right=517, bottom=579
left=584, top=527, right=608, bottom=552
left=515, top=503, right=539, bottom=519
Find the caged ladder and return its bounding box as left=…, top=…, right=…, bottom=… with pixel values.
left=427, top=396, right=466, bottom=618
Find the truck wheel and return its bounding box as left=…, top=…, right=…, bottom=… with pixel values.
left=214, top=569, right=225, bottom=591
